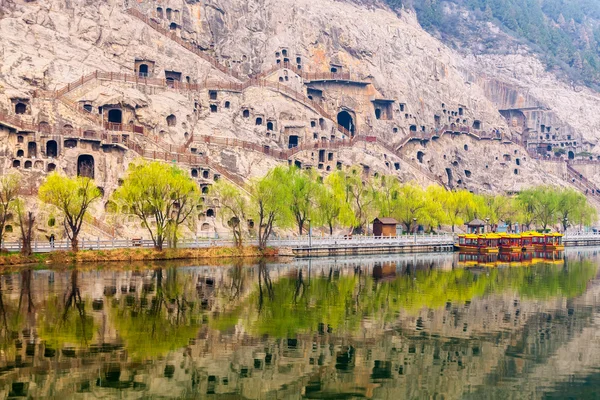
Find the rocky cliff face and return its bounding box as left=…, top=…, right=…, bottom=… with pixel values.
left=0, top=0, right=596, bottom=238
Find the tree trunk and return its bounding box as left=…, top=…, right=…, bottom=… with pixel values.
left=329, top=223, right=333, bottom=235
left=155, top=235, right=164, bottom=251
left=21, top=238, right=31, bottom=256
left=71, top=236, right=79, bottom=252
left=298, top=220, right=304, bottom=236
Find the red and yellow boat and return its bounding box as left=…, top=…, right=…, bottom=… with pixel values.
left=521, top=232, right=542, bottom=252
left=543, top=233, right=565, bottom=251
left=456, top=234, right=500, bottom=253
left=499, top=233, right=523, bottom=252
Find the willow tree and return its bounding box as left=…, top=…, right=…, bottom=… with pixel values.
left=0, top=173, right=20, bottom=250
left=38, top=173, right=101, bottom=251
left=315, top=182, right=343, bottom=235
left=557, top=188, right=588, bottom=230
left=339, top=166, right=377, bottom=234
left=112, top=161, right=200, bottom=250
left=287, top=167, right=320, bottom=235
left=249, top=166, right=292, bottom=249
left=210, top=180, right=248, bottom=246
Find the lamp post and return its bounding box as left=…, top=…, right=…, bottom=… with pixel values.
left=485, top=217, right=490, bottom=233
left=307, top=218, right=312, bottom=249
left=413, top=217, right=417, bottom=244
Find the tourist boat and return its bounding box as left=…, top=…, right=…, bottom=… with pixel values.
left=532, top=232, right=549, bottom=251
left=456, top=234, right=479, bottom=252
left=477, top=234, right=501, bottom=253
left=499, top=233, right=523, bottom=252
left=456, top=234, right=500, bottom=253
left=520, top=232, right=539, bottom=252
left=544, top=233, right=565, bottom=251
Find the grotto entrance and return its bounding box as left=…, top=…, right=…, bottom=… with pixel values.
left=337, top=111, right=355, bottom=137
left=138, top=64, right=149, bottom=78
left=46, top=140, right=58, bottom=158
left=108, top=109, right=122, bottom=125
left=77, top=155, right=95, bottom=179
left=288, top=135, right=299, bottom=149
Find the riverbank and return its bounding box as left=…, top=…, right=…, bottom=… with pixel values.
left=0, top=246, right=283, bottom=268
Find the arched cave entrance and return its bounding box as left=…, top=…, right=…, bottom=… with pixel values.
left=77, top=154, right=95, bottom=179
left=46, top=140, right=58, bottom=158
left=15, top=103, right=26, bottom=115
left=139, top=64, right=149, bottom=78
left=337, top=111, right=355, bottom=137
left=568, top=150, right=575, bottom=160
left=108, top=109, right=122, bottom=125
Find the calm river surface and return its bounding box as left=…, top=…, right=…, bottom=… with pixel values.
left=0, top=249, right=600, bottom=399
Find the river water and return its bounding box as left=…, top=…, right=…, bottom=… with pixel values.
left=0, top=248, right=599, bottom=399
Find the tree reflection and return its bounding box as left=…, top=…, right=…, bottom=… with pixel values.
left=110, top=266, right=202, bottom=360
left=215, top=260, right=598, bottom=338
left=38, top=269, right=94, bottom=350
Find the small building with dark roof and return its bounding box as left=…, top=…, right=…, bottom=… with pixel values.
left=466, top=218, right=486, bottom=234
left=373, top=217, right=398, bottom=237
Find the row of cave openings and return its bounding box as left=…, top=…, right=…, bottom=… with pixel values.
left=155, top=7, right=180, bottom=30
left=13, top=153, right=93, bottom=178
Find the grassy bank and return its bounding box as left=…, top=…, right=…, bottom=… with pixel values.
left=0, top=246, right=282, bottom=268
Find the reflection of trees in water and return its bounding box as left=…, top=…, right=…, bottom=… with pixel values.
left=110, top=266, right=202, bottom=360
left=216, top=259, right=599, bottom=338
left=39, top=269, right=95, bottom=351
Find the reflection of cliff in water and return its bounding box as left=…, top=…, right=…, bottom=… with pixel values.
left=0, top=250, right=596, bottom=398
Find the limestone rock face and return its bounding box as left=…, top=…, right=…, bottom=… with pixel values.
left=0, top=0, right=596, bottom=238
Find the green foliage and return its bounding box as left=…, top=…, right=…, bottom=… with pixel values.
left=38, top=172, right=102, bottom=251
left=112, top=160, right=200, bottom=250
left=393, top=0, right=600, bottom=88
left=210, top=180, right=248, bottom=246
left=249, top=166, right=294, bottom=249
left=211, top=165, right=596, bottom=239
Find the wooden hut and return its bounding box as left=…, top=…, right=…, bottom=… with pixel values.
left=373, top=217, right=398, bottom=237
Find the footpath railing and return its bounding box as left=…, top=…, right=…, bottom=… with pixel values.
left=126, top=8, right=242, bottom=80
left=1, top=234, right=454, bottom=253
left=564, top=232, right=600, bottom=243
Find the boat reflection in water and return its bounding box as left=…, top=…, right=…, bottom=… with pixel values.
left=459, top=250, right=564, bottom=268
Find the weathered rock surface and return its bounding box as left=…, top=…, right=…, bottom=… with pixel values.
left=0, top=0, right=596, bottom=239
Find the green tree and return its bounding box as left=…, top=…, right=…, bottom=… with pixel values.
left=249, top=166, right=293, bottom=249
left=287, top=167, right=319, bottom=235
left=323, top=170, right=356, bottom=233
left=315, top=183, right=342, bottom=235
left=393, top=182, right=429, bottom=233
left=441, top=189, right=475, bottom=232
left=210, top=180, right=248, bottom=246
left=557, top=188, right=587, bottom=230
left=344, top=166, right=377, bottom=234
left=38, top=172, right=101, bottom=251
left=112, top=160, right=200, bottom=250
left=0, top=174, right=20, bottom=250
